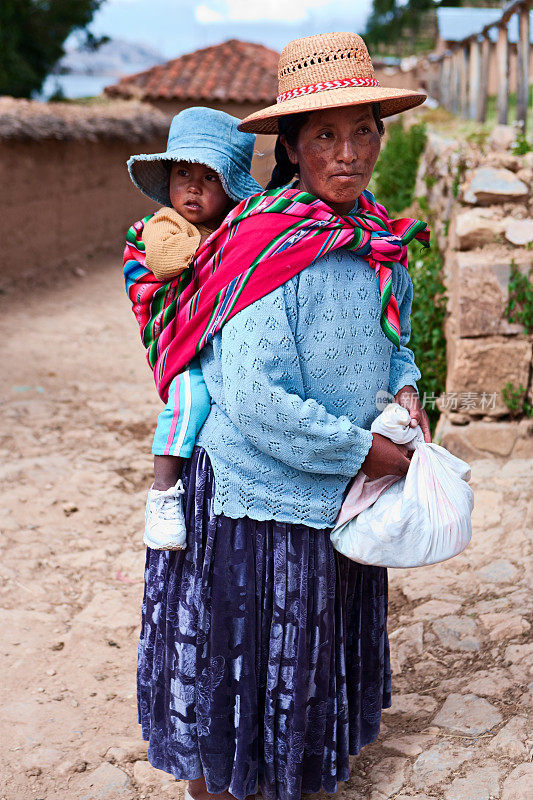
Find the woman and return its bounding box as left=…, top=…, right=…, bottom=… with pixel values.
left=137, top=32, right=431, bottom=800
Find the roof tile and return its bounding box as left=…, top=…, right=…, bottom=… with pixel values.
left=105, top=39, right=279, bottom=104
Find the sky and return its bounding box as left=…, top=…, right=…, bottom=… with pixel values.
left=72, top=0, right=374, bottom=58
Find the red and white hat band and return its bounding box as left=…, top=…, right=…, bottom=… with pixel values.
left=277, top=76, right=381, bottom=104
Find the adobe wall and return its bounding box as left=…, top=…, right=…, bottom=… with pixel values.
left=0, top=97, right=281, bottom=294
left=1, top=137, right=166, bottom=288
left=0, top=99, right=171, bottom=290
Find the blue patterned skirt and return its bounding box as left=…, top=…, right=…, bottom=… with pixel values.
left=137, top=447, right=391, bottom=800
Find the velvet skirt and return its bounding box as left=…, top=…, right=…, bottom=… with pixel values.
left=137, top=446, right=391, bottom=800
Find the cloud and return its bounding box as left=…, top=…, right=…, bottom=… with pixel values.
left=195, top=0, right=331, bottom=23
left=196, top=4, right=224, bottom=22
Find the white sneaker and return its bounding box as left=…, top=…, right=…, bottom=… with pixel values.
left=144, top=480, right=187, bottom=550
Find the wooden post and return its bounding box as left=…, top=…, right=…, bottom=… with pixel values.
left=469, top=37, right=482, bottom=120
left=516, top=4, right=531, bottom=132
left=497, top=23, right=509, bottom=124
left=442, top=56, right=452, bottom=109
left=477, top=35, right=491, bottom=122
left=427, top=60, right=438, bottom=101
left=438, top=59, right=445, bottom=105
left=451, top=51, right=460, bottom=114
left=460, top=44, right=470, bottom=117
left=430, top=61, right=440, bottom=100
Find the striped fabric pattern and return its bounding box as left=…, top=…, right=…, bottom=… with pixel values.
left=124, top=215, right=194, bottom=370
left=276, top=76, right=381, bottom=103
left=124, top=187, right=430, bottom=402
left=151, top=362, right=211, bottom=458
left=159, top=371, right=192, bottom=457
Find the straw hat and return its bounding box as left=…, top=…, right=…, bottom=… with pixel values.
left=238, top=32, right=426, bottom=134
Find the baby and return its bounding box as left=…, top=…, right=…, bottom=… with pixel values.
left=126, top=107, right=261, bottom=549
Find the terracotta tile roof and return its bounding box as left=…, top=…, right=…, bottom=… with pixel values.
left=105, top=39, right=279, bottom=104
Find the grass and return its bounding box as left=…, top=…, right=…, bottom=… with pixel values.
left=417, top=86, right=533, bottom=146
left=372, top=120, right=427, bottom=215
left=372, top=120, right=447, bottom=433
left=485, top=84, right=533, bottom=134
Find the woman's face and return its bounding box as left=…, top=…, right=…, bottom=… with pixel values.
left=282, top=105, right=382, bottom=215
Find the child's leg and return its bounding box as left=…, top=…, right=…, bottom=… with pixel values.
left=152, top=363, right=211, bottom=466
left=145, top=364, right=211, bottom=550
left=153, top=454, right=183, bottom=491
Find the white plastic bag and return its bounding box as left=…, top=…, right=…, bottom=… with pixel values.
left=330, top=403, right=474, bottom=568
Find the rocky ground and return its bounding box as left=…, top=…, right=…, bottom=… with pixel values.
left=0, top=263, right=531, bottom=800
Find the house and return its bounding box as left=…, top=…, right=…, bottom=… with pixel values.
left=105, top=39, right=280, bottom=186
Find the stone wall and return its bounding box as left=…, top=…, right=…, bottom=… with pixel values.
left=415, top=126, right=533, bottom=459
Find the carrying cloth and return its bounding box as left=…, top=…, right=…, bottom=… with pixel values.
left=124, top=186, right=430, bottom=402
left=142, top=207, right=214, bottom=281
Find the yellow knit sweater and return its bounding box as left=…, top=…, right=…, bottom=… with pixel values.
left=143, top=207, right=213, bottom=281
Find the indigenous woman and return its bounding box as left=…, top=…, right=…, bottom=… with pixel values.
left=135, top=31, right=431, bottom=800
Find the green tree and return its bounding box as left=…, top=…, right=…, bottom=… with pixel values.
left=365, top=0, right=505, bottom=55
left=365, top=0, right=402, bottom=52
left=365, top=0, right=438, bottom=55
left=0, top=0, right=105, bottom=98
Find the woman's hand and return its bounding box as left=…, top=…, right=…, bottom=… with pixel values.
left=394, top=385, right=431, bottom=443
left=361, top=433, right=413, bottom=479
left=360, top=386, right=431, bottom=479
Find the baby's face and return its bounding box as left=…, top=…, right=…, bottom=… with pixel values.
left=169, top=162, right=232, bottom=228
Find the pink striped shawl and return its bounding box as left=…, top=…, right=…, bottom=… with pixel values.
left=124, top=186, right=430, bottom=402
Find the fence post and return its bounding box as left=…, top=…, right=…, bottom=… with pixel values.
left=469, top=37, right=482, bottom=119
left=516, top=3, right=531, bottom=132
left=437, top=58, right=444, bottom=105
left=428, top=59, right=439, bottom=100
left=442, top=56, right=452, bottom=109
left=460, top=44, right=470, bottom=117
left=497, top=22, right=510, bottom=124
left=451, top=50, right=460, bottom=114
left=477, top=34, right=491, bottom=122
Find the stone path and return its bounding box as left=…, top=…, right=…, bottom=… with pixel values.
left=351, top=457, right=533, bottom=800
left=0, top=264, right=531, bottom=800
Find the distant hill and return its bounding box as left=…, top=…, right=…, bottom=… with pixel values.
left=53, top=38, right=165, bottom=78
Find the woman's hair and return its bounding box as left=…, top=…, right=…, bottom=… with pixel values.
left=266, top=103, right=385, bottom=191
left=266, top=112, right=310, bottom=190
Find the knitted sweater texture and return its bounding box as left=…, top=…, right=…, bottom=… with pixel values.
left=196, top=246, right=421, bottom=529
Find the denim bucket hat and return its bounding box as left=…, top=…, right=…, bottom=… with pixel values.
left=128, top=107, right=262, bottom=205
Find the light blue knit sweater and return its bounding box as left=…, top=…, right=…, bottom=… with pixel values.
left=196, top=246, right=421, bottom=529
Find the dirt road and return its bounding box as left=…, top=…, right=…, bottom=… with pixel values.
left=1, top=263, right=531, bottom=799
